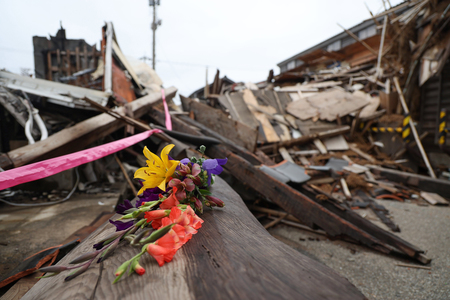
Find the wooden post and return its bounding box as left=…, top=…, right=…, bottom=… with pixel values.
left=376, top=16, right=388, bottom=78
left=393, top=77, right=436, bottom=178
left=46, top=51, right=53, bottom=81
left=83, top=45, right=88, bottom=69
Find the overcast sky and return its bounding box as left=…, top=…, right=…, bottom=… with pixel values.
left=0, top=0, right=403, bottom=97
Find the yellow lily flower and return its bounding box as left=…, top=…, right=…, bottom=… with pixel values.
left=134, top=144, right=179, bottom=195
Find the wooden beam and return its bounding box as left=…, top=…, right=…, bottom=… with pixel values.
left=22, top=178, right=365, bottom=300
left=368, top=165, right=450, bottom=198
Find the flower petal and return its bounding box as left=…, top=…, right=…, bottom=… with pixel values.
left=160, top=144, right=175, bottom=169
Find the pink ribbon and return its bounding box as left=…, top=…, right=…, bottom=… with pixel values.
left=161, top=89, right=172, bottom=131
left=0, top=129, right=162, bottom=190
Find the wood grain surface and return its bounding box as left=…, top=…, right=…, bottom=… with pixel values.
left=23, top=177, right=365, bottom=300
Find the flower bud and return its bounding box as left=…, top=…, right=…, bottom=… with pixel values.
left=131, top=260, right=146, bottom=276
left=69, top=251, right=99, bottom=264
left=193, top=197, right=203, bottom=214
left=39, top=265, right=68, bottom=273
left=206, top=195, right=225, bottom=207
left=64, top=263, right=90, bottom=281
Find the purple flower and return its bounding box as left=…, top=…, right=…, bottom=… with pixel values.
left=202, top=158, right=227, bottom=186
left=180, top=158, right=190, bottom=165
left=116, top=199, right=134, bottom=215
left=109, top=219, right=134, bottom=231
left=137, top=187, right=162, bottom=206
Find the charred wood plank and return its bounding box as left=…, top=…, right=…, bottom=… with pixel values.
left=300, top=185, right=429, bottom=264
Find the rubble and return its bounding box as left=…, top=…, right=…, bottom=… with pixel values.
left=1, top=1, right=450, bottom=298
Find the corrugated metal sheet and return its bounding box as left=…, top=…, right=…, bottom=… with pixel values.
left=420, top=60, right=450, bottom=145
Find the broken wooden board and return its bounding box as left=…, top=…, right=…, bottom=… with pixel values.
left=217, top=92, right=259, bottom=129
left=180, top=96, right=258, bottom=152
left=306, top=88, right=369, bottom=122
left=0, top=87, right=177, bottom=169
left=286, top=97, right=318, bottom=120
left=22, top=177, right=365, bottom=300
left=420, top=192, right=449, bottom=206
left=323, top=135, right=349, bottom=151
left=242, top=89, right=280, bottom=143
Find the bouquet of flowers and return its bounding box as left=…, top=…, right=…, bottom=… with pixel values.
left=39, top=144, right=227, bottom=283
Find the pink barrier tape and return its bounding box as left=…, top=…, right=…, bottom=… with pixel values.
left=0, top=129, right=162, bottom=191
left=161, top=89, right=172, bottom=131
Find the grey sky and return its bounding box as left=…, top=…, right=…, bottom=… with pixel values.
left=0, top=0, right=403, bottom=97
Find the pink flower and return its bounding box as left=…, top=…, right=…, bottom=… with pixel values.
left=146, top=244, right=177, bottom=267
left=168, top=178, right=195, bottom=201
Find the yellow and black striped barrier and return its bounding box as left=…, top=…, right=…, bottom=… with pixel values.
left=402, top=113, right=412, bottom=143
left=439, top=109, right=449, bottom=146
left=370, top=127, right=402, bottom=133
left=366, top=113, right=412, bottom=143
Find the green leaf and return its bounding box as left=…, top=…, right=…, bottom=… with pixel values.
left=198, top=189, right=212, bottom=196
left=123, top=208, right=138, bottom=214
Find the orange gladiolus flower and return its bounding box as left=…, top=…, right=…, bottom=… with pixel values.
left=159, top=187, right=180, bottom=209
left=146, top=244, right=177, bottom=267
left=144, top=209, right=170, bottom=223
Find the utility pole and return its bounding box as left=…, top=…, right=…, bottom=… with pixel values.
left=149, top=0, right=161, bottom=70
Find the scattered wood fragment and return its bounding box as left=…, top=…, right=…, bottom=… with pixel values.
left=114, top=155, right=137, bottom=196
left=349, top=144, right=376, bottom=162
left=264, top=213, right=288, bottom=229
left=395, top=263, right=432, bottom=270
left=259, top=126, right=350, bottom=154
left=420, top=192, right=449, bottom=206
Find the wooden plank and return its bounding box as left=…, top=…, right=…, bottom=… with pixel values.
left=1, top=87, right=176, bottom=169
left=420, top=192, right=449, bottom=206
left=180, top=96, right=258, bottom=152
left=22, top=177, right=365, bottom=300
left=394, top=77, right=436, bottom=178
left=259, top=126, right=350, bottom=154
left=278, top=147, right=294, bottom=163
left=243, top=89, right=280, bottom=143
left=368, top=165, right=450, bottom=199
left=219, top=92, right=259, bottom=129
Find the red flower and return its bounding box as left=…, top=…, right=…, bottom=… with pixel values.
left=144, top=209, right=170, bottom=223
left=134, top=263, right=146, bottom=276
left=160, top=187, right=180, bottom=209
left=146, top=244, right=177, bottom=267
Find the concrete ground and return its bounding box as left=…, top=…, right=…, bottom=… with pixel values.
left=0, top=192, right=118, bottom=286
left=268, top=200, right=450, bottom=300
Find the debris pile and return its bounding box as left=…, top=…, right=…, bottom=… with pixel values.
left=173, top=0, right=450, bottom=264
